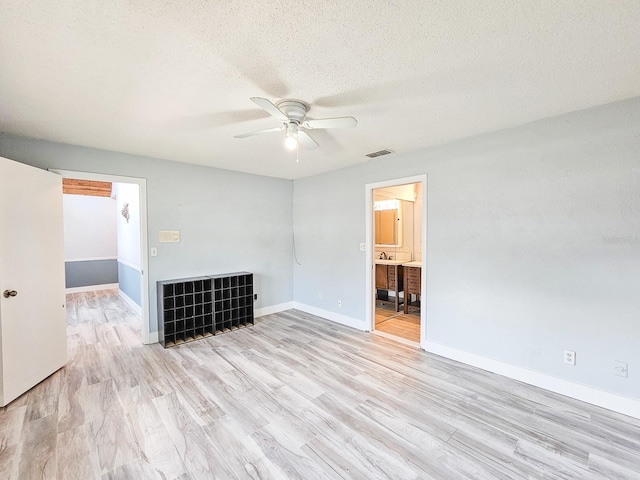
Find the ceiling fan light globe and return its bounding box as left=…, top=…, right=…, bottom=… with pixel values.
left=285, top=136, right=298, bottom=150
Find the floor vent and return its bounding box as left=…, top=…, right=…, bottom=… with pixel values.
left=366, top=149, right=394, bottom=158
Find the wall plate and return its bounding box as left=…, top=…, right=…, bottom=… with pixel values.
left=564, top=350, right=576, bottom=366
left=159, top=230, right=180, bottom=243
left=614, top=360, right=628, bottom=378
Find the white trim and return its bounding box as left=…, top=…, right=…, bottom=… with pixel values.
left=51, top=169, right=151, bottom=345
left=66, top=283, right=118, bottom=294
left=425, top=340, right=640, bottom=420
left=365, top=174, right=428, bottom=345
left=118, top=288, right=142, bottom=315
left=65, top=256, right=117, bottom=262
left=254, top=301, right=295, bottom=318
left=117, top=258, right=142, bottom=272
left=293, top=302, right=368, bottom=331
left=148, top=332, right=159, bottom=344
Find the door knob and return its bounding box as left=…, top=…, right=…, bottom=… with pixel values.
left=3, top=290, right=17, bottom=298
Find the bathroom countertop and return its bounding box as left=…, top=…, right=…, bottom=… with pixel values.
left=403, top=261, right=422, bottom=267
left=374, top=259, right=406, bottom=265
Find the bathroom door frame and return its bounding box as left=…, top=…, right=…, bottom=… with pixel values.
left=365, top=174, right=427, bottom=347
left=51, top=169, right=153, bottom=345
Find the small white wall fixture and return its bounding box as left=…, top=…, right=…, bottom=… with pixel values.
left=51, top=169, right=152, bottom=344
left=365, top=174, right=428, bottom=346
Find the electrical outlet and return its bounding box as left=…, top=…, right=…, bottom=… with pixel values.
left=253, top=294, right=258, bottom=301
left=318, top=292, right=323, bottom=300
left=564, top=350, right=576, bottom=366
left=359, top=243, right=366, bottom=251
left=614, top=361, right=628, bottom=378
left=337, top=299, right=342, bottom=308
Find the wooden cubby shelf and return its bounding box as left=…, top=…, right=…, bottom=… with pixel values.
left=157, top=272, right=254, bottom=348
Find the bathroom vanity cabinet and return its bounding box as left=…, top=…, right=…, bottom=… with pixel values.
left=375, top=263, right=404, bottom=312
left=403, top=264, right=421, bottom=313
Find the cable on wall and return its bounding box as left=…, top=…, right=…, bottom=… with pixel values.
left=292, top=181, right=302, bottom=265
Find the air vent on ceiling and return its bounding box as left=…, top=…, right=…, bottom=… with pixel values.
left=365, top=149, right=394, bottom=158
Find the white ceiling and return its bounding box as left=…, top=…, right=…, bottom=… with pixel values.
left=1, top=2, right=639, bottom=179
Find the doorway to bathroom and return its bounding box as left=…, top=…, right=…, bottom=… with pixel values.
left=365, top=175, right=427, bottom=346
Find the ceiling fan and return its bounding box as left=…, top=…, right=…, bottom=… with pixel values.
left=234, top=97, right=357, bottom=150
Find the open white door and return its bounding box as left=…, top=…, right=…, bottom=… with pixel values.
left=0, top=156, right=67, bottom=406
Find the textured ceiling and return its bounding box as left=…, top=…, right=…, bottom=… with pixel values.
left=1, top=2, right=639, bottom=179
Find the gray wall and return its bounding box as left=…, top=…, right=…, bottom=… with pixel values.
left=0, top=135, right=294, bottom=334
left=292, top=97, right=640, bottom=400
left=65, top=259, right=118, bottom=288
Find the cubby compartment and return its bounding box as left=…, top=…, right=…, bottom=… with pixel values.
left=157, top=272, right=254, bottom=347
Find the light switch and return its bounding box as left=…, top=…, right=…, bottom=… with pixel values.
left=150, top=247, right=158, bottom=257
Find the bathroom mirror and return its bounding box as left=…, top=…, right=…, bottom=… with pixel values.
left=375, top=209, right=398, bottom=245
left=374, top=199, right=403, bottom=247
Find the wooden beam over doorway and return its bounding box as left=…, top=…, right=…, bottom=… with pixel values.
left=62, top=179, right=112, bottom=197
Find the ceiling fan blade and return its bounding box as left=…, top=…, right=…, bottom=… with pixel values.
left=250, top=97, right=289, bottom=122
left=298, top=131, right=319, bottom=150
left=303, top=116, right=357, bottom=129
left=234, top=126, right=284, bottom=138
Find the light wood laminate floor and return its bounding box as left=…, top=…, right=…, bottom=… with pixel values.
left=375, top=306, right=421, bottom=343
left=1, top=289, right=639, bottom=479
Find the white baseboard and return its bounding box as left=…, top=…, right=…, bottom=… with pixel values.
left=255, top=301, right=294, bottom=318
left=118, top=289, right=142, bottom=315
left=66, top=283, right=118, bottom=294
left=292, top=302, right=368, bottom=331
left=424, top=340, right=640, bottom=420
left=147, top=332, right=159, bottom=345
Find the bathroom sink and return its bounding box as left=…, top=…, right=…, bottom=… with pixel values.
left=375, top=259, right=406, bottom=265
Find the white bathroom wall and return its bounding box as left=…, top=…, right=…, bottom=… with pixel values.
left=373, top=185, right=418, bottom=261
left=413, top=183, right=422, bottom=261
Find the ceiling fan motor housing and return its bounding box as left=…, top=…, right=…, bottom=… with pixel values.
left=276, top=100, right=308, bottom=124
